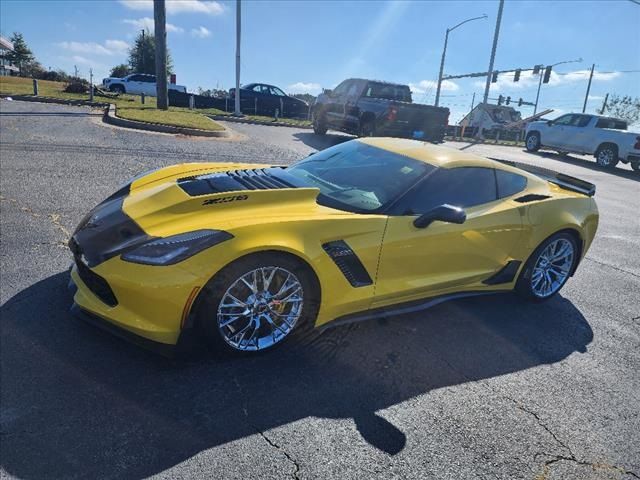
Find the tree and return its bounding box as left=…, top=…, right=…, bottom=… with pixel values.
left=21, top=60, right=46, bottom=78
left=6, top=32, right=34, bottom=76
left=127, top=30, right=173, bottom=75
left=109, top=64, right=130, bottom=78
left=604, top=95, right=640, bottom=126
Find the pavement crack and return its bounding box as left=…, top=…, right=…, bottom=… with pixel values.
left=48, top=213, right=71, bottom=241
left=584, top=256, right=640, bottom=279
left=507, top=398, right=572, bottom=457
left=254, top=427, right=301, bottom=480
left=535, top=454, right=639, bottom=480
left=232, top=374, right=301, bottom=479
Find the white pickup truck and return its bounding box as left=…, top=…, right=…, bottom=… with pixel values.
left=102, top=73, right=187, bottom=96
left=525, top=113, right=640, bottom=171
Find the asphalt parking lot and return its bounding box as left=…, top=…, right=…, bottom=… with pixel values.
left=1, top=100, right=638, bottom=480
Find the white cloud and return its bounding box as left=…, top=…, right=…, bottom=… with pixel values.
left=57, top=40, right=130, bottom=56
left=191, top=26, right=211, bottom=38
left=287, top=82, right=322, bottom=95
left=409, top=79, right=459, bottom=94
left=123, top=17, right=183, bottom=33
left=71, top=55, right=92, bottom=64
left=104, top=39, right=130, bottom=53
left=120, top=0, right=224, bottom=15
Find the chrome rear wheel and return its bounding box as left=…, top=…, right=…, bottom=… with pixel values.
left=217, top=267, right=304, bottom=351
left=530, top=238, right=574, bottom=298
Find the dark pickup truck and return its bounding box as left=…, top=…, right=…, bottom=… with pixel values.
left=312, top=78, right=450, bottom=142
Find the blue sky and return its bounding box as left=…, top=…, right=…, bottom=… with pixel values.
left=1, top=0, right=639, bottom=122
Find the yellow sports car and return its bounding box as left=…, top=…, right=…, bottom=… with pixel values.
left=68, top=138, right=599, bottom=355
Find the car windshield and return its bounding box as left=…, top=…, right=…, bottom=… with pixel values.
left=286, top=141, right=433, bottom=213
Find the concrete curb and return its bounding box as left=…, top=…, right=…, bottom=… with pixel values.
left=209, top=114, right=312, bottom=130
left=1, top=94, right=109, bottom=108
left=105, top=104, right=229, bottom=137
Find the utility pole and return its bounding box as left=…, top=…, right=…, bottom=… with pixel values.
left=154, top=0, right=168, bottom=110
left=141, top=29, right=145, bottom=73
left=599, top=93, right=609, bottom=114
left=533, top=71, right=543, bottom=115
left=582, top=63, right=595, bottom=113
left=234, top=0, right=242, bottom=116
left=483, top=0, right=504, bottom=104
left=74, top=65, right=78, bottom=78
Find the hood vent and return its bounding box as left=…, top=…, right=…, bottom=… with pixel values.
left=178, top=168, right=297, bottom=197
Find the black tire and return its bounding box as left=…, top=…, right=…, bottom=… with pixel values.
left=631, top=161, right=640, bottom=173
left=194, top=252, right=320, bottom=356
left=525, top=132, right=541, bottom=152
left=109, top=84, right=125, bottom=94
left=359, top=118, right=376, bottom=137
left=515, top=231, right=579, bottom=302
left=595, top=143, right=619, bottom=168
left=312, top=111, right=328, bottom=135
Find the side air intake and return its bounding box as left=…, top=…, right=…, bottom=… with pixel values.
left=322, top=240, right=373, bottom=287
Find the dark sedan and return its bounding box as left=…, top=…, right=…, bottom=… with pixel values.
left=229, top=83, right=308, bottom=118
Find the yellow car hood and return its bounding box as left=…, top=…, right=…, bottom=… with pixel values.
left=124, top=162, right=336, bottom=238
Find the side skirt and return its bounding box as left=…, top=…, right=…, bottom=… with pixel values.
left=317, top=290, right=507, bottom=333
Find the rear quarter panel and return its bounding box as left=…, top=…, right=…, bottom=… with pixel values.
left=514, top=192, right=598, bottom=264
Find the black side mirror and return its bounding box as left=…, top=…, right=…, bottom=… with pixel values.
left=547, top=120, right=554, bottom=126
left=413, top=204, right=466, bottom=229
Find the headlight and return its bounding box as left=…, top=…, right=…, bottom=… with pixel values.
left=121, top=230, right=233, bottom=266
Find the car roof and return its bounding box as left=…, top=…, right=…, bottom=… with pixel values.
left=358, top=137, right=527, bottom=173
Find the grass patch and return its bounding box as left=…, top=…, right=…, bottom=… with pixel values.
left=0, top=76, right=224, bottom=131
left=116, top=105, right=224, bottom=131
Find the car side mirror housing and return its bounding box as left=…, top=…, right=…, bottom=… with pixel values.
left=547, top=120, right=553, bottom=125
left=413, top=204, right=466, bottom=229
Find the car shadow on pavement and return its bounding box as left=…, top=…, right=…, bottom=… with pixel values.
left=1, top=272, right=593, bottom=479
left=293, top=132, right=353, bottom=151
left=529, top=150, right=639, bottom=181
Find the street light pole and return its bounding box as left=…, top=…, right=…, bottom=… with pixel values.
left=234, top=0, right=242, bottom=116
left=582, top=63, right=595, bottom=113
left=435, top=14, right=487, bottom=107
left=483, top=0, right=504, bottom=104
left=533, top=71, right=543, bottom=115
left=534, top=58, right=582, bottom=115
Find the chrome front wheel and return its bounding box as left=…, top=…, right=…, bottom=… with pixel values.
left=217, top=267, right=304, bottom=351
left=530, top=238, right=575, bottom=298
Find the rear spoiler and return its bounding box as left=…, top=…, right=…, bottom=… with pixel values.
left=490, top=158, right=596, bottom=197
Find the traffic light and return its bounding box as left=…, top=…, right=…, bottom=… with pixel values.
left=498, top=95, right=504, bottom=105
left=543, top=66, right=552, bottom=84
left=533, top=65, right=541, bottom=75
left=518, top=98, right=523, bottom=107
left=514, top=69, right=521, bottom=82
left=506, top=96, right=511, bottom=105
left=492, top=71, right=499, bottom=83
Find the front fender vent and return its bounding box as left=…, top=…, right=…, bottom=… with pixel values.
left=322, top=240, right=373, bottom=288
left=514, top=194, right=551, bottom=203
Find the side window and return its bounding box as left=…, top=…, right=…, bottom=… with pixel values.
left=332, top=81, right=350, bottom=96
left=141, top=75, right=155, bottom=83
left=569, top=115, right=590, bottom=127
left=496, top=170, right=527, bottom=198
left=400, top=167, right=498, bottom=214
left=270, top=87, right=286, bottom=97
left=346, top=82, right=359, bottom=97
left=553, top=114, right=575, bottom=126
left=128, top=74, right=143, bottom=82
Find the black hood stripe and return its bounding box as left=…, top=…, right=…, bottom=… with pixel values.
left=178, top=167, right=305, bottom=197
